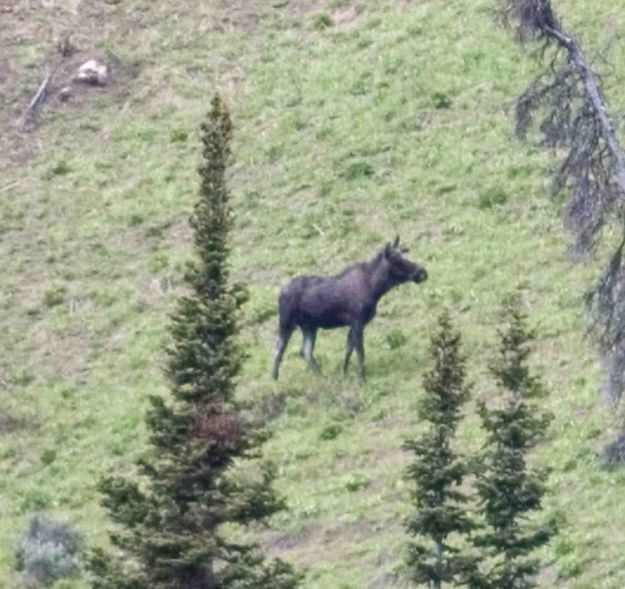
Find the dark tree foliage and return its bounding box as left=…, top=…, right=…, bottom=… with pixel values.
left=502, top=0, right=625, bottom=403
left=90, top=95, right=300, bottom=589
left=603, top=432, right=625, bottom=466
left=404, top=310, right=475, bottom=588
left=470, top=297, right=554, bottom=589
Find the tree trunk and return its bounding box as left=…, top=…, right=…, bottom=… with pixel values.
left=434, top=541, right=442, bottom=589
left=183, top=564, right=216, bottom=589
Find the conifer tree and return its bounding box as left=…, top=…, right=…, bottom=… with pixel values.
left=90, top=95, right=299, bottom=589
left=470, top=296, right=554, bottom=589
left=404, top=310, right=475, bottom=588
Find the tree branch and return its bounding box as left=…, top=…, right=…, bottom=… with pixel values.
left=17, top=71, right=52, bottom=129
left=542, top=25, right=625, bottom=193
left=503, top=0, right=625, bottom=402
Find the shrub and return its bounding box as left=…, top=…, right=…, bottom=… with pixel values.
left=342, top=161, right=375, bottom=180
left=319, top=423, right=342, bottom=440
left=50, top=160, right=71, bottom=176
left=384, top=329, right=407, bottom=350
left=344, top=474, right=370, bottom=492
left=431, top=91, right=452, bottom=109
left=170, top=128, right=188, bottom=142
left=15, top=513, right=82, bottom=587
left=311, top=12, right=332, bottom=30
left=478, top=186, right=508, bottom=209
left=42, top=285, right=67, bottom=308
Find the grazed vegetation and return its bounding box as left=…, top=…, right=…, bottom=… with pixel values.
left=2, top=0, right=625, bottom=587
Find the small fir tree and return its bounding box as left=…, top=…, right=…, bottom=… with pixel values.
left=404, top=310, right=475, bottom=588
left=470, top=296, right=554, bottom=589
left=90, top=95, right=299, bottom=589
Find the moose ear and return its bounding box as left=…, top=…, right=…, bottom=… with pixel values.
left=384, top=242, right=392, bottom=257
left=392, top=235, right=400, bottom=248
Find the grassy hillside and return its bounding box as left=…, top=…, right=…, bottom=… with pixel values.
left=2, top=0, right=625, bottom=587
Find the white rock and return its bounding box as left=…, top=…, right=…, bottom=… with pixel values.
left=74, top=59, right=108, bottom=86
left=58, top=86, right=73, bottom=102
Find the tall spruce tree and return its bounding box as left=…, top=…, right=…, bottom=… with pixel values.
left=470, top=297, right=554, bottom=589
left=90, top=95, right=299, bottom=589
left=404, top=310, right=475, bottom=588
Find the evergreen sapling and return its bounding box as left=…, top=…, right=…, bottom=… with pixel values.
left=470, top=297, right=554, bottom=589
left=404, top=310, right=475, bottom=588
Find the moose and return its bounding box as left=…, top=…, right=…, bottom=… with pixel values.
left=272, top=237, right=428, bottom=380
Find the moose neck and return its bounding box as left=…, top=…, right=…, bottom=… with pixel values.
left=368, top=253, right=403, bottom=302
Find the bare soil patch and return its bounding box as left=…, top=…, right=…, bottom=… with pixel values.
left=235, top=265, right=283, bottom=285
left=265, top=518, right=385, bottom=569
left=264, top=525, right=322, bottom=558
left=163, top=217, right=192, bottom=251
left=0, top=410, right=26, bottom=433
left=331, top=5, right=358, bottom=26
left=27, top=323, right=91, bottom=383
left=16, top=48, right=138, bottom=132
left=0, top=60, right=12, bottom=87
left=199, top=0, right=328, bottom=32
left=0, top=1, right=140, bottom=168
left=280, top=0, right=328, bottom=22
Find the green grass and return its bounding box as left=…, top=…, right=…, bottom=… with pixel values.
left=2, top=0, right=625, bottom=587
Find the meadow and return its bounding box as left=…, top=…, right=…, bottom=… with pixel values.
left=2, top=0, right=625, bottom=587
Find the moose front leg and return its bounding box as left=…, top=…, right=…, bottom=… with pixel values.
left=343, top=326, right=355, bottom=373
left=344, top=324, right=365, bottom=380
left=353, top=323, right=366, bottom=381
left=302, top=328, right=321, bottom=372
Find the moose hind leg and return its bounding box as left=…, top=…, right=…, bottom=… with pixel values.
left=272, top=326, right=294, bottom=380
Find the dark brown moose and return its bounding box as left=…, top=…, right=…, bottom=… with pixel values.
left=272, top=237, right=428, bottom=380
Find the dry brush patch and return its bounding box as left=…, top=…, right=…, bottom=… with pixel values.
left=25, top=323, right=92, bottom=383
left=264, top=519, right=382, bottom=569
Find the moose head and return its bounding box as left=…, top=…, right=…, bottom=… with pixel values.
left=383, top=236, right=428, bottom=284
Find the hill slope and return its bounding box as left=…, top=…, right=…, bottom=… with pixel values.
left=2, top=0, right=625, bottom=587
